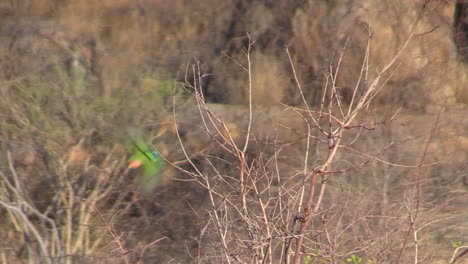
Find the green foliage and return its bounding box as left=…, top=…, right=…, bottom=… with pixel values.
left=452, top=241, right=463, bottom=248
left=304, top=255, right=314, bottom=264
left=342, top=255, right=363, bottom=264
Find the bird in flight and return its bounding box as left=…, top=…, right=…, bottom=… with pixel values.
left=128, top=138, right=164, bottom=192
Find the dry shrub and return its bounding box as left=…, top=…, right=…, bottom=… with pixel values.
left=163, top=9, right=468, bottom=261
left=0, top=0, right=467, bottom=263
left=172, top=100, right=468, bottom=263
left=210, top=50, right=289, bottom=105
left=0, top=0, right=236, bottom=97
left=252, top=51, right=288, bottom=106
left=291, top=0, right=467, bottom=108
left=2, top=0, right=465, bottom=108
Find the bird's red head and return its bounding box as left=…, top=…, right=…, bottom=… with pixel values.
left=128, top=160, right=142, bottom=169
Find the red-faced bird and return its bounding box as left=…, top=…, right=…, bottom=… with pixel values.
left=128, top=139, right=164, bottom=192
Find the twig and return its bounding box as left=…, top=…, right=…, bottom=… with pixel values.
left=395, top=105, right=443, bottom=264
left=86, top=200, right=130, bottom=264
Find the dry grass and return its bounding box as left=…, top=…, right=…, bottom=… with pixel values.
left=0, top=0, right=467, bottom=263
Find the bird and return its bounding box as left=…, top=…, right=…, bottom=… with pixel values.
left=128, top=138, right=164, bottom=192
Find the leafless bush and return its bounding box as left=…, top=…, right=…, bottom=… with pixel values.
left=0, top=1, right=466, bottom=263
left=0, top=140, right=171, bottom=264
left=168, top=6, right=467, bottom=263
left=0, top=143, right=127, bottom=264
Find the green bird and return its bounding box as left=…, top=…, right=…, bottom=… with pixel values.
left=128, top=139, right=164, bottom=192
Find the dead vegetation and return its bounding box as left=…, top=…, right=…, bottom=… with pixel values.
left=0, top=0, right=467, bottom=263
